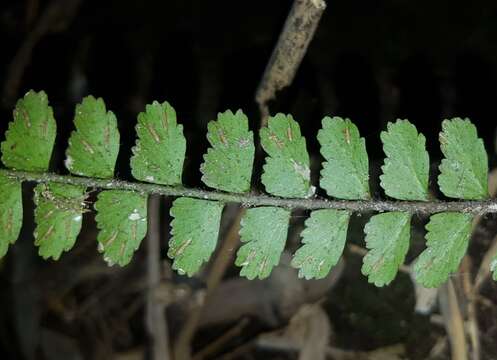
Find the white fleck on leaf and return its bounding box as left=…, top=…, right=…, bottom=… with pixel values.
left=95, top=190, right=147, bottom=266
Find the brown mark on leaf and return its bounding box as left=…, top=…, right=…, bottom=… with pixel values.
left=104, top=230, right=119, bottom=248
left=21, top=108, right=31, bottom=128
left=162, top=109, right=169, bottom=129
left=242, top=248, right=257, bottom=266
left=287, top=126, right=293, bottom=141
left=42, top=208, right=55, bottom=220
left=6, top=208, right=13, bottom=234
left=343, top=127, right=351, bottom=144
left=40, top=224, right=54, bottom=242
left=131, top=220, right=137, bottom=241
left=103, top=123, right=110, bottom=146
left=371, top=256, right=385, bottom=273
left=218, top=129, right=228, bottom=145
left=259, top=256, right=268, bottom=276
left=64, top=215, right=72, bottom=240
left=439, top=133, right=448, bottom=146
left=81, top=139, right=95, bottom=154
left=269, top=132, right=284, bottom=149
left=173, top=238, right=192, bottom=257
left=146, top=123, right=161, bottom=143
left=41, top=113, right=49, bottom=138
left=119, top=240, right=126, bottom=261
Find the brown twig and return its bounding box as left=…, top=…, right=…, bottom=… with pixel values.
left=146, top=194, right=170, bottom=360
left=473, top=235, right=497, bottom=293
left=461, top=257, right=480, bottom=360
left=255, top=0, right=327, bottom=127
left=439, top=279, right=468, bottom=360
left=192, top=318, right=250, bottom=360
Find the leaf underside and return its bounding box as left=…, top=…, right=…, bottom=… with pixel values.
left=380, top=120, right=429, bottom=201
left=260, top=114, right=314, bottom=198
left=65, top=95, right=120, bottom=178
left=168, top=197, right=224, bottom=276
left=34, top=183, right=87, bottom=260
left=200, top=110, right=255, bottom=193
left=94, top=190, right=148, bottom=267
left=291, top=209, right=350, bottom=279
left=236, top=206, right=290, bottom=279
left=131, top=100, right=186, bottom=185
left=438, top=118, right=488, bottom=200
left=362, top=212, right=411, bottom=286
left=1, top=90, right=56, bottom=171
left=318, top=117, right=370, bottom=200
left=0, top=89, right=495, bottom=287
left=414, top=212, right=473, bottom=288
left=0, top=173, right=22, bottom=258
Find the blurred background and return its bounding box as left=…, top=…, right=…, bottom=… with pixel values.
left=1, top=0, right=497, bottom=359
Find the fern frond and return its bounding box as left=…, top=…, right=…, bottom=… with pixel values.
left=0, top=90, right=496, bottom=288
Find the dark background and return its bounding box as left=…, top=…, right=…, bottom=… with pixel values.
left=1, top=0, right=497, bottom=359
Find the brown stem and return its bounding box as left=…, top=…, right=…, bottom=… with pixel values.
left=145, top=194, right=170, bottom=360
left=2, top=169, right=497, bottom=215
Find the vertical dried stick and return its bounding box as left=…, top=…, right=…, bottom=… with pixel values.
left=255, top=0, right=326, bottom=127
left=439, top=279, right=468, bottom=360
left=146, top=194, right=170, bottom=360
